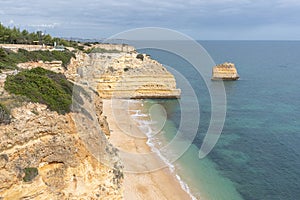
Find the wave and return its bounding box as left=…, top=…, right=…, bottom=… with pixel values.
left=130, top=108, right=198, bottom=200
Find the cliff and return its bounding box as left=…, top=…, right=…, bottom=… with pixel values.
left=0, top=99, right=123, bottom=199
left=87, top=44, right=135, bottom=53
left=78, top=53, right=181, bottom=99
left=0, top=56, right=123, bottom=199
left=212, top=62, right=239, bottom=80
left=0, top=44, right=50, bottom=52
left=17, top=60, right=65, bottom=73
left=0, top=43, right=181, bottom=199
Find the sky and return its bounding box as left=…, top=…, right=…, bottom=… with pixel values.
left=1, top=0, right=300, bottom=40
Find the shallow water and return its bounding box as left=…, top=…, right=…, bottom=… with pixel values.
left=138, top=41, right=300, bottom=200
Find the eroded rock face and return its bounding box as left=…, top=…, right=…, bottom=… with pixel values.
left=78, top=53, right=181, bottom=99
left=17, top=60, right=65, bottom=74
left=212, top=62, right=240, bottom=80
left=65, top=51, right=89, bottom=81
left=0, top=102, right=123, bottom=199
left=86, top=44, right=135, bottom=53
left=0, top=45, right=182, bottom=199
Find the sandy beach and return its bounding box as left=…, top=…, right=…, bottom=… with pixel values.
left=103, top=99, right=192, bottom=200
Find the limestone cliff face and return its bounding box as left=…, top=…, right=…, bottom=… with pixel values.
left=212, top=62, right=239, bottom=80
left=15, top=51, right=88, bottom=82
left=86, top=44, right=135, bottom=53
left=65, top=51, right=89, bottom=82
left=0, top=44, right=181, bottom=199
left=79, top=53, right=181, bottom=99
left=0, top=101, right=123, bottom=199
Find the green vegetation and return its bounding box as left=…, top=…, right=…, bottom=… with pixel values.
left=136, top=54, right=144, bottom=61
left=0, top=95, right=31, bottom=114
left=0, top=23, right=79, bottom=48
left=0, top=103, right=10, bottom=124
left=23, top=167, right=38, bottom=182
left=4, top=67, right=73, bottom=114
left=0, top=48, right=75, bottom=70
left=84, top=47, right=121, bottom=54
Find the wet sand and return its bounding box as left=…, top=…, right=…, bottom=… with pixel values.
left=103, top=99, right=192, bottom=200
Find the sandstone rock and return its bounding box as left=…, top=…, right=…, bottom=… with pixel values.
left=17, top=60, right=65, bottom=73
left=0, top=44, right=183, bottom=199
left=80, top=53, right=181, bottom=99
left=64, top=51, right=88, bottom=81
left=212, top=62, right=239, bottom=80
left=86, top=43, right=135, bottom=53
left=0, top=101, right=123, bottom=199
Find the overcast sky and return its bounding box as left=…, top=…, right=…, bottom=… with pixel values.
left=1, top=0, right=300, bottom=40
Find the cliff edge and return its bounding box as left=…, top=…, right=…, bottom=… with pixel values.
left=0, top=48, right=124, bottom=199
left=78, top=53, right=181, bottom=99
left=0, top=43, right=182, bottom=199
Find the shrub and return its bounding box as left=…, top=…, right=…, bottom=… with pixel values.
left=4, top=67, right=74, bottom=114
left=0, top=48, right=75, bottom=70
left=84, top=47, right=121, bottom=54
left=136, top=54, right=144, bottom=61
left=0, top=103, right=10, bottom=124
left=77, top=46, right=85, bottom=51
left=23, top=167, right=38, bottom=182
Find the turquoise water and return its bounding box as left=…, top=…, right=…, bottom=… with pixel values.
left=140, top=41, right=300, bottom=200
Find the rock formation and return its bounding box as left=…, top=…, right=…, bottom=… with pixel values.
left=1, top=52, right=123, bottom=197
left=0, top=44, right=50, bottom=52
left=0, top=43, right=181, bottom=199
left=78, top=53, right=181, bottom=99
left=17, top=60, right=65, bottom=74
left=212, top=62, right=240, bottom=80
left=86, top=44, right=135, bottom=53
left=0, top=88, right=123, bottom=199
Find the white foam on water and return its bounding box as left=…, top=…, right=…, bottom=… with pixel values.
left=129, top=109, right=148, bottom=117
left=130, top=109, right=198, bottom=200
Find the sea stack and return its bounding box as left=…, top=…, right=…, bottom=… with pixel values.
left=212, top=62, right=240, bottom=80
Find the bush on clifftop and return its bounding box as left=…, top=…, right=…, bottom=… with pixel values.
left=84, top=47, right=121, bottom=54
left=0, top=48, right=75, bottom=70
left=4, top=67, right=73, bottom=114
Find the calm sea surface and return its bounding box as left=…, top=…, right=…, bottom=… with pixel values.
left=140, top=41, right=300, bottom=200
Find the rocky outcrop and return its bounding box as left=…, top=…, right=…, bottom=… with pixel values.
left=78, top=53, right=181, bottom=99
left=86, top=44, right=135, bottom=53
left=0, top=100, right=123, bottom=199
left=0, top=43, right=182, bottom=199
left=64, top=51, right=89, bottom=81
left=17, top=60, right=65, bottom=73
left=212, top=62, right=239, bottom=80
left=0, top=44, right=50, bottom=52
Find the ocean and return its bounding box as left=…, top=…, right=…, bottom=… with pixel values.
left=136, top=41, right=300, bottom=200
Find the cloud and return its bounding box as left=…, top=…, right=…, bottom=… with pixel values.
left=28, top=23, right=60, bottom=29
left=276, top=0, right=300, bottom=7
left=0, top=0, right=300, bottom=39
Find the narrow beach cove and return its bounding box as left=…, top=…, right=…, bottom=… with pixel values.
left=102, top=99, right=193, bottom=200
